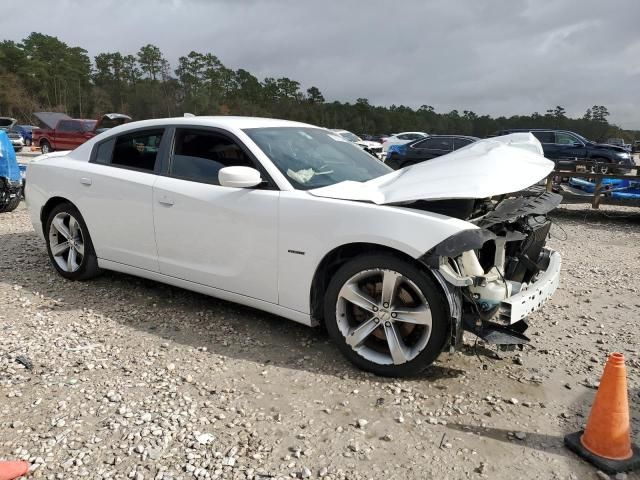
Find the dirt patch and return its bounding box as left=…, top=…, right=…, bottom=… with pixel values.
left=1, top=203, right=639, bottom=479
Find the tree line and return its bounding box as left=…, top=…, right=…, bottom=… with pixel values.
left=0, top=32, right=637, bottom=142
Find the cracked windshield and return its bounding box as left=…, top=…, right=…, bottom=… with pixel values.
left=244, top=127, right=391, bottom=189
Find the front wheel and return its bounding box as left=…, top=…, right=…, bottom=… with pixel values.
left=324, top=254, right=450, bottom=377
left=45, top=203, right=102, bottom=280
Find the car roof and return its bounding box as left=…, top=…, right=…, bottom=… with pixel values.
left=122, top=116, right=316, bottom=130
left=424, top=134, right=479, bottom=140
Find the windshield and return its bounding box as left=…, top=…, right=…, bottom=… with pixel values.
left=244, top=127, right=391, bottom=190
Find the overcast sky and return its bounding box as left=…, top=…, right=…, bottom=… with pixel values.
left=3, top=0, right=639, bottom=128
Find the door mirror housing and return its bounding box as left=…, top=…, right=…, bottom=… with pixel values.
left=572, top=141, right=583, bottom=147
left=218, top=166, right=262, bottom=188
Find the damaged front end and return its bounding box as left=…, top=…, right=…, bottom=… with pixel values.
left=420, top=192, right=562, bottom=350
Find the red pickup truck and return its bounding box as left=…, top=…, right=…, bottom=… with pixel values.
left=33, top=112, right=131, bottom=153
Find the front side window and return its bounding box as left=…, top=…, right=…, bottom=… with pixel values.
left=555, top=132, right=579, bottom=145
left=111, top=129, right=164, bottom=171
left=244, top=127, right=391, bottom=190
left=170, top=129, right=254, bottom=185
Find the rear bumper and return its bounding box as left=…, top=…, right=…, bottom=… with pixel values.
left=499, top=248, right=561, bottom=324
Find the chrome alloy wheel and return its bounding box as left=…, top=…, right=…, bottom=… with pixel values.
left=48, top=212, right=85, bottom=273
left=336, top=269, right=433, bottom=366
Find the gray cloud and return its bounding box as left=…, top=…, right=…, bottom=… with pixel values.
left=2, top=0, right=639, bottom=128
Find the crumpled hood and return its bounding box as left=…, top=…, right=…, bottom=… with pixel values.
left=309, top=133, right=554, bottom=204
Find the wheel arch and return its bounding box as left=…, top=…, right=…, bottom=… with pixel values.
left=40, top=196, right=75, bottom=226
left=309, top=242, right=451, bottom=326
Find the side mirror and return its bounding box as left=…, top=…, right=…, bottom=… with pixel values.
left=218, top=166, right=262, bottom=188
left=572, top=142, right=583, bottom=147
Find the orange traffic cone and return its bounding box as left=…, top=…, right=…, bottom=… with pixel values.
left=0, top=461, right=29, bottom=480
left=565, top=352, right=640, bottom=474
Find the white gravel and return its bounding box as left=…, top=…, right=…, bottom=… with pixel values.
left=1, top=202, right=639, bottom=480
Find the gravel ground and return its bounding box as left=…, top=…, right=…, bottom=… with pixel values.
left=1, top=201, right=639, bottom=480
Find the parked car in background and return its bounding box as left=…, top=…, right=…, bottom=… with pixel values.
left=361, top=134, right=390, bottom=144
left=330, top=129, right=384, bottom=159
left=25, top=117, right=561, bottom=377
left=13, top=125, right=38, bottom=146
left=0, top=117, right=17, bottom=129
left=0, top=127, right=25, bottom=152
left=0, top=129, right=22, bottom=212
left=495, top=129, right=635, bottom=174
left=633, top=141, right=640, bottom=153
left=382, top=132, right=428, bottom=153
left=385, top=135, right=479, bottom=169
left=33, top=112, right=132, bottom=153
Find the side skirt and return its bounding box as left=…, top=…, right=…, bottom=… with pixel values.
left=98, top=258, right=315, bottom=327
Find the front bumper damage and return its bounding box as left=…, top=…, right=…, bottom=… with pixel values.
left=498, top=248, right=561, bottom=324
left=421, top=192, right=562, bottom=350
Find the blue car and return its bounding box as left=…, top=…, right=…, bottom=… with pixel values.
left=13, top=125, right=37, bottom=146
left=0, top=129, right=23, bottom=212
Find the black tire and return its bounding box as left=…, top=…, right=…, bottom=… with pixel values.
left=15, top=147, right=23, bottom=153
left=323, top=253, right=450, bottom=377
left=0, top=195, right=21, bottom=213
left=40, top=140, right=51, bottom=154
left=44, top=202, right=102, bottom=281
left=0, top=179, right=21, bottom=213
left=25, top=138, right=32, bottom=147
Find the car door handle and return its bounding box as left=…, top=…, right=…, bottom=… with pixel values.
left=158, top=197, right=174, bottom=206
left=80, top=177, right=92, bottom=186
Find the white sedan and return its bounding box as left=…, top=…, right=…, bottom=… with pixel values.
left=382, top=131, right=428, bottom=153
left=26, top=117, right=561, bottom=377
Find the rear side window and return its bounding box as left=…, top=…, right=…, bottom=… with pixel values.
left=411, top=138, right=431, bottom=149
left=532, top=131, right=554, bottom=144
left=555, top=132, right=579, bottom=145
left=170, top=129, right=255, bottom=185
left=110, top=129, right=164, bottom=171
left=454, top=137, right=474, bottom=149
left=95, top=139, right=115, bottom=164
left=422, top=137, right=454, bottom=150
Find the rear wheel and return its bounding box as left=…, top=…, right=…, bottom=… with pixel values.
left=324, top=254, right=449, bottom=377
left=45, top=203, right=102, bottom=280
left=25, top=138, right=32, bottom=147
left=40, top=140, right=51, bottom=154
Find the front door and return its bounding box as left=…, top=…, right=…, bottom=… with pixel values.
left=152, top=127, right=279, bottom=303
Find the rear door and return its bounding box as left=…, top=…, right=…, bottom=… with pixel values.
left=78, top=127, right=168, bottom=271
left=152, top=127, right=279, bottom=303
